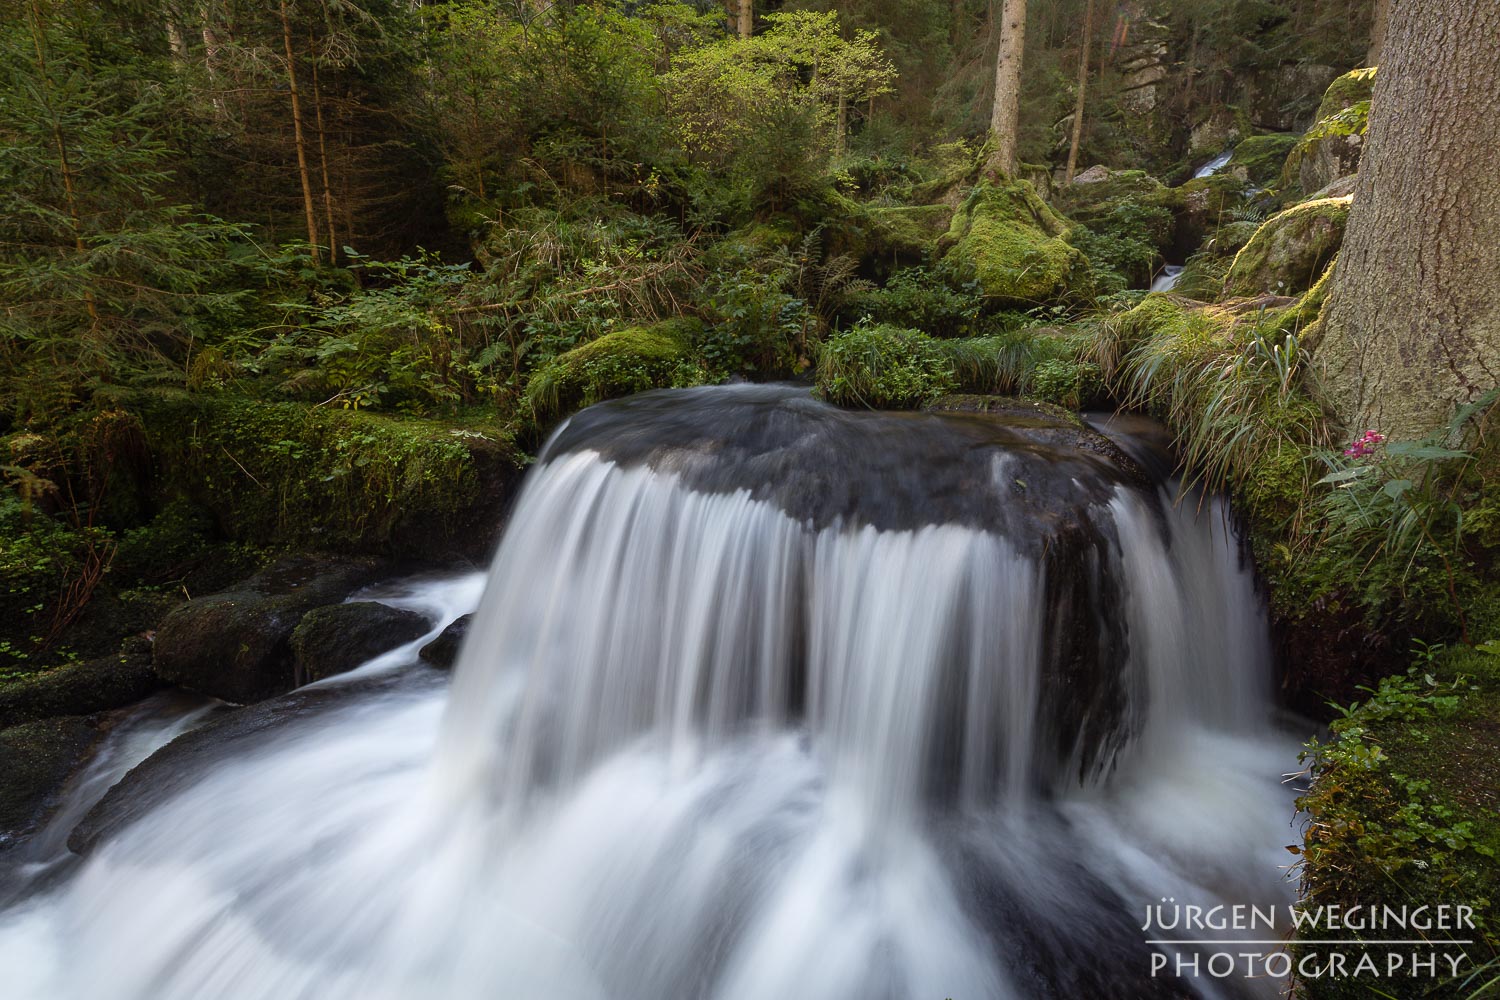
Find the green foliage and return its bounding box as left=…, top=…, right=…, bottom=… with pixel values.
left=0, top=495, right=109, bottom=665
left=662, top=9, right=897, bottom=219
left=1054, top=170, right=1175, bottom=295
left=817, top=321, right=1101, bottom=410
left=1226, top=133, right=1299, bottom=187
left=133, top=390, right=513, bottom=552
left=843, top=267, right=987, bottom=337
left=270, top=250, right=478, bottom=411
left=0, top=7, right=248, bottom=416
left=1311, top=394, right=1498, bottom=638
left=1095, top=294, right=1327, bottom=515
left=815, top=323, right=957, bottom=408
left=522, top=319, right=709, bottom=422
left=1295, top=643, right=1500, bottom=999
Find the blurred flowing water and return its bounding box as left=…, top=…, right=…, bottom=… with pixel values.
left=0, top=385, right=1301, bottom=999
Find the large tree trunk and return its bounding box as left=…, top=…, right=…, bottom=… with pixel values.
left=985, top=0, right=1026, bottom=178
left=1313, top=0, right=1500, bottom=440
left=736, top=0, right=752, bottom=39
left=1064, top=0, right=1094, bottom=184
left=1366, top=0, right=1389, bottom=66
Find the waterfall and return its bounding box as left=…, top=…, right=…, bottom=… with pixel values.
left=1151, top=264, right=1184, bottom=293
left=0, top=385, right=1300, bottom=1000
left=1194, top=151, right=1234, bottom=178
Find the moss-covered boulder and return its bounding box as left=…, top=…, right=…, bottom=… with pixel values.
left=1285, top=68, right=1377, bottom=197
left=1313, top=66, right=1377, bottom=123
left=1227, top=133, right=1299, bottom=187
left=1187, top=105, right=1251, bottom=158
left=134, top=391, right=522, bottom=561
left=941, top=182, right=1090, bottom=304
left=1224, top=197, right=1350, bottom=297
left=522, top=319, right=709, bottom=423
left=0, top=715, right=102, bottom=845
left=290, top=602, right=429, bottom=684
left=1166, top=172, right=1257, bottom=252
left=0, top=639, right=158, bottom=729
left=152, top=554, right=386, bottom=704
left=826, top=196, right=953, bottom=274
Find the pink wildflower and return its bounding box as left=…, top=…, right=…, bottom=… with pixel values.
left=1343, top=430, right=1385, bottom=458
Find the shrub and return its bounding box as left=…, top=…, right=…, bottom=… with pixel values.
left=816, top=323, right=956, bottom=407
left=522, top=319, right=710, bottom=422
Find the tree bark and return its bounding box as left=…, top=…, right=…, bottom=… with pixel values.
left=279, top=0, right=321, bottom=261
left=1064, top=0, right=1094, bottom=184
left=1366, top=0, right=1390, bottom=66
left=737, top=0, right=752, bottom=39
left=985, top=0, right=1026, bottom=178
left=309, top=38, right=338, bottom=263
left=1313, top=0, right=1500, bottom=440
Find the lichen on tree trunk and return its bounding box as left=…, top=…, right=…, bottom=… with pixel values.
left=1312, top=0, right=1500, bottom=441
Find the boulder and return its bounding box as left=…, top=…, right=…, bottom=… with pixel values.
left=941, top=182, right=1089, bottom=304
left=1224, top=197, right=1351, bottom=298
left=1286, top=69, right=1377, bottom=197
left=419, top=614, right=473, bottom=670
left=1188, top=106, right=1249, bottom=158
left=522, top=319, right=708, bottom=424
left=0, top=637, right=159, bottom=729
left=1051, top=169, right=1175, bottom=290
left=152, top=554, right=386, bottom=704
left=1226, top=134, right=1299, bottom=188
left=1166, top=173, right=1257, bottom=253
left=1070, top=165, right=1112, bottom=185
left=290, top=602, right=430, bottom=684
left=0, top=715, right=102, bottom=846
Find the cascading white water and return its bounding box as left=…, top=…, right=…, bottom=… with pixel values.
left=0, top=385, right=1302, bottom=1000
left=1194, top=151, right=1234, bottom=178
left=1151, top=264, right=1185, bottom=293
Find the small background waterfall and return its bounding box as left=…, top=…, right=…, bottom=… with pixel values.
left=0, top=385, right=1300, bottom=1000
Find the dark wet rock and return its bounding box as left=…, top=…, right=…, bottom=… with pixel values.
left=153, top=554, right=387, bottom=704
left=0, top=638, right=159, bottom=729
left=419, top=615, right=472, bottom=670
left=69, top=670, right=440, bottom=856
left=0, top=715, right=103, bottom=845
left=546, top=385, right=1155, bottom=545
left=291, top=602, right=429, bottom=684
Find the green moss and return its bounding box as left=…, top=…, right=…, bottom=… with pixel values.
left=863, top=204, right=953, bottom=255
left=1314, top=67, right=1378, bottom=123
left=942, top=182, right=1090, bottom=304
left=1227, top=133, right=1299, bottom=187
left=522, top=319, right=710, bottom=422
left=132, top=390, right=518, bottom=554
left=1295, top=642, right=1500, bottom=998
left=1224, top=197, right=1350, bottom=298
